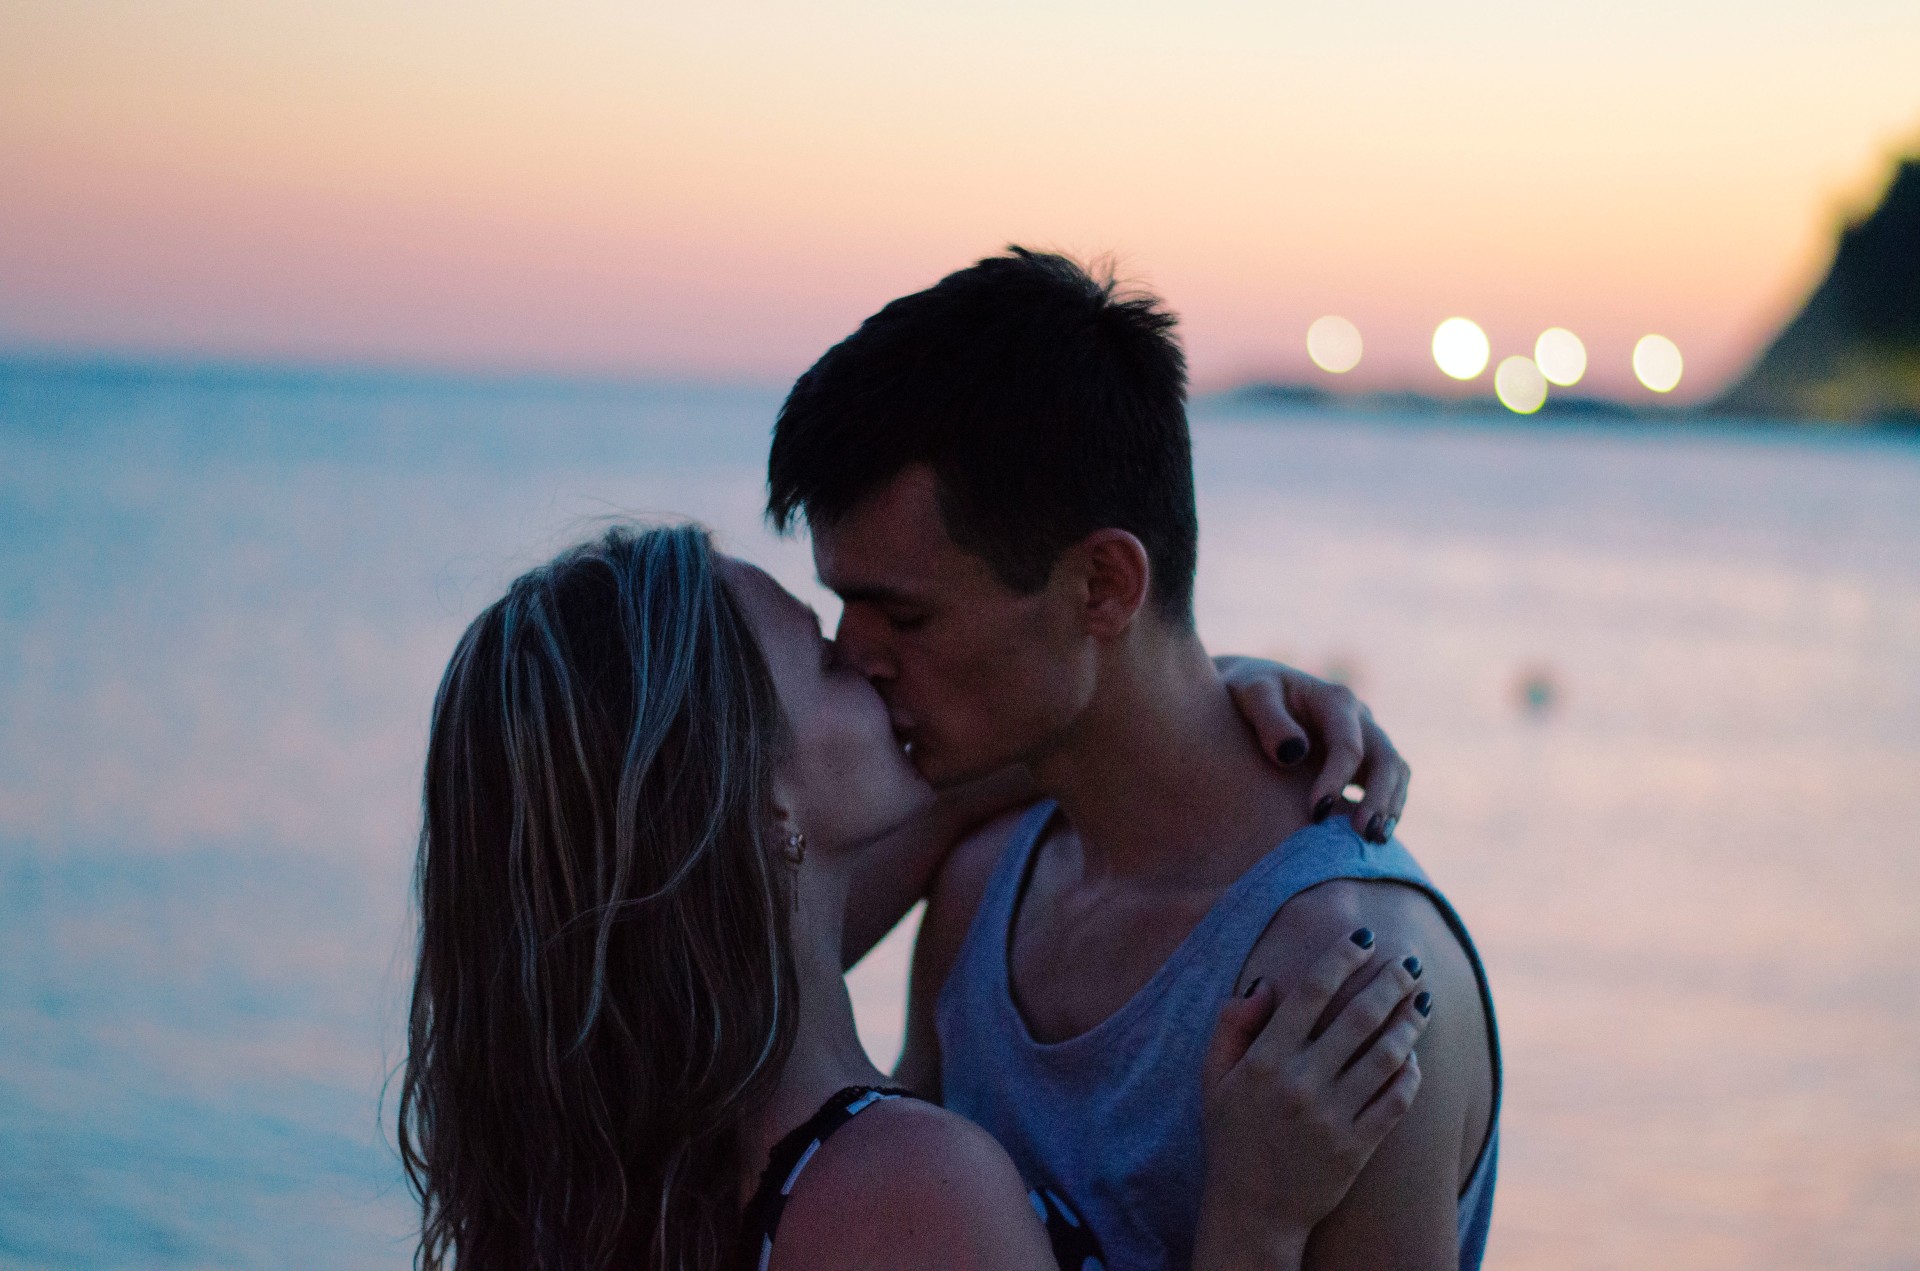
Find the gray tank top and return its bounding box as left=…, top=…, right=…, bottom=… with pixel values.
left=937, top=801, right=1500, bottom=1271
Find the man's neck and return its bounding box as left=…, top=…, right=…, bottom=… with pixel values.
left=1029, top=625, right=1308, bottom=884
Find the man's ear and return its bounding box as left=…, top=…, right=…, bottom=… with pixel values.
left=1070, top=529, right=1151, bottom=640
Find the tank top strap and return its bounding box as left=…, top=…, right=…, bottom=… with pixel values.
left=1199, top=815, right=1442, bottom=957
left=738, top=1086, right=915, bottom=1271
left=735, top=1074, right=1106, bottom=1271
left=955, top=798, right=1061, bottom=979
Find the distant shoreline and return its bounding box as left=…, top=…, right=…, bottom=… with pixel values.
left=4, top=351, right=1916, bottom=436
left=0, top=348, right=789, bottom=400
left=1207, top=379, right=1920, bottom=431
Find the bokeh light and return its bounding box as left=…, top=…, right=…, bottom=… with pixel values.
left=1494, top=355, right=1549, bottom=414
left=1432, top=318, right=1491, bottom=380
left=1534, top=328, right=1587, bottom=387
left=1306, top=315, right=1364, bottom=374
left=1633, top=335, right=1684, bottom=392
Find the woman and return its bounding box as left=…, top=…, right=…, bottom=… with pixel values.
left=399, top=524, right=1432, bottom=1269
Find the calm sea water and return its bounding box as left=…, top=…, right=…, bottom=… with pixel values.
left=2, top=361, right=1916, bottom=1269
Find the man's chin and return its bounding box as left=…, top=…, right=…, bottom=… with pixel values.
left=913, top=745, right=1013, bottom=792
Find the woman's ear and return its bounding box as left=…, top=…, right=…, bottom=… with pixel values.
left=769, top=775, right=802, bottom=840
left=768, top=791, right=798, bottom=840
left=1071, top=529, right=1151, bottom=640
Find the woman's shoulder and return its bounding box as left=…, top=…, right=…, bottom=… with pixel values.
left=766, top=1097, right=1054, bottom=1270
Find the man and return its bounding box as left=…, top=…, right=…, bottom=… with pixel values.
left=772, top=249, right=1499, bottom=1270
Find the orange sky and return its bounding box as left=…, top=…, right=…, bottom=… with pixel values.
left=3, top=1, right=1918, bottom=399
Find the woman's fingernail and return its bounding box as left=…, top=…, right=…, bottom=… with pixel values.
left=1381, top=816, right=1398, bottom=841
left=1313, top=795, right=1338, bottom=822
left=1366, top=813, right=1386, bottom=843
left=1350, top=927, right=1375, bottom=949
left=1243, top=977, right=1264, bottom=998
left=1414, top=991, right=1433, bottom=1016
left=1276, top=738, right=1308, bottom=765
left=1402, top=956, right=1422, bottom=978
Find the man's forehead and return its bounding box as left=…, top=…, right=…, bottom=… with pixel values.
left=812, top=522, right=942, bottom=600
left=811, top=466, right=958, bottom=594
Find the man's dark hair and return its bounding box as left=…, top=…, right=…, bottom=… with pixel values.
left=767, top=247, right=1199, bottom=624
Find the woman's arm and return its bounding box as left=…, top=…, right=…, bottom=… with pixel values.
left=1191, top=932, right=1432, bottom=1270
left=842, top=660, right=1415, bottom=969
left=840, top=765, right=1036, bottom=970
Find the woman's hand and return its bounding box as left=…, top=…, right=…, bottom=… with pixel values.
left=1214, top=655, right=1410, bottom=844
left=1191, top=930, right=1432, bottom=1270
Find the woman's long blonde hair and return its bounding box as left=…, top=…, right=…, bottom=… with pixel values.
left=399, top=523, right=795, bottom=1269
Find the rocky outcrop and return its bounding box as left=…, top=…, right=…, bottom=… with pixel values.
left=1716, top=157, right=1920, bottom=423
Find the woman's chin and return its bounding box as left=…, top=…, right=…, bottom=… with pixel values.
left=857, top=779, right=938, bottom=851
left=898, top=771, right=938, bottom=816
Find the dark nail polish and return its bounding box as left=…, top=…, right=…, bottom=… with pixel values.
left=1381, top=816, right=1398, bottom=841
left=1366, top=813, right=1386, bottom=843
left=1350, top=927, right=1375, bottom=949
left=1243, top=977, right=1263, bottom=998
left=1414, top=991, right=1433, bottom=1016
left=1313, top=795, right=1338, bottom=822
left=1402, top=956, right=1423, bottom=979
left=1276, top=738, right=1308, bottom=766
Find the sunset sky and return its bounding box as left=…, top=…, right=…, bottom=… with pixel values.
left=4, top=1, right=1918, bottom=399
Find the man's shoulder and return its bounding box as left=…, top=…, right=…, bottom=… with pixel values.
left=924, top=799, right=1042, bottom=943
left=897, top=801, right=1046, bottom=1097
left=1238, top=873, right=1480, bottom=1011
left=1259, top=874, right=1455, bottom=960
left=1241, top=872, right=1497, bottom=1194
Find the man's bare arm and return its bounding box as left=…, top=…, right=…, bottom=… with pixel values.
left=1236, top=878, right=1495, bottom=1271
left=891, top=807, right=1032, bottom=1098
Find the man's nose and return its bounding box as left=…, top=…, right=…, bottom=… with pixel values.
left=833, top=611, right=896, bottom=683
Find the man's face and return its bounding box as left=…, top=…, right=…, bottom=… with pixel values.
left=811, top=464, right=1092, bottom=789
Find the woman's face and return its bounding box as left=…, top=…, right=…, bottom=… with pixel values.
left=721, top=557, right=933, bottom=854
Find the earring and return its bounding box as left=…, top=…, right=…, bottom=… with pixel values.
left=781, top=831, right=807, bottom=914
